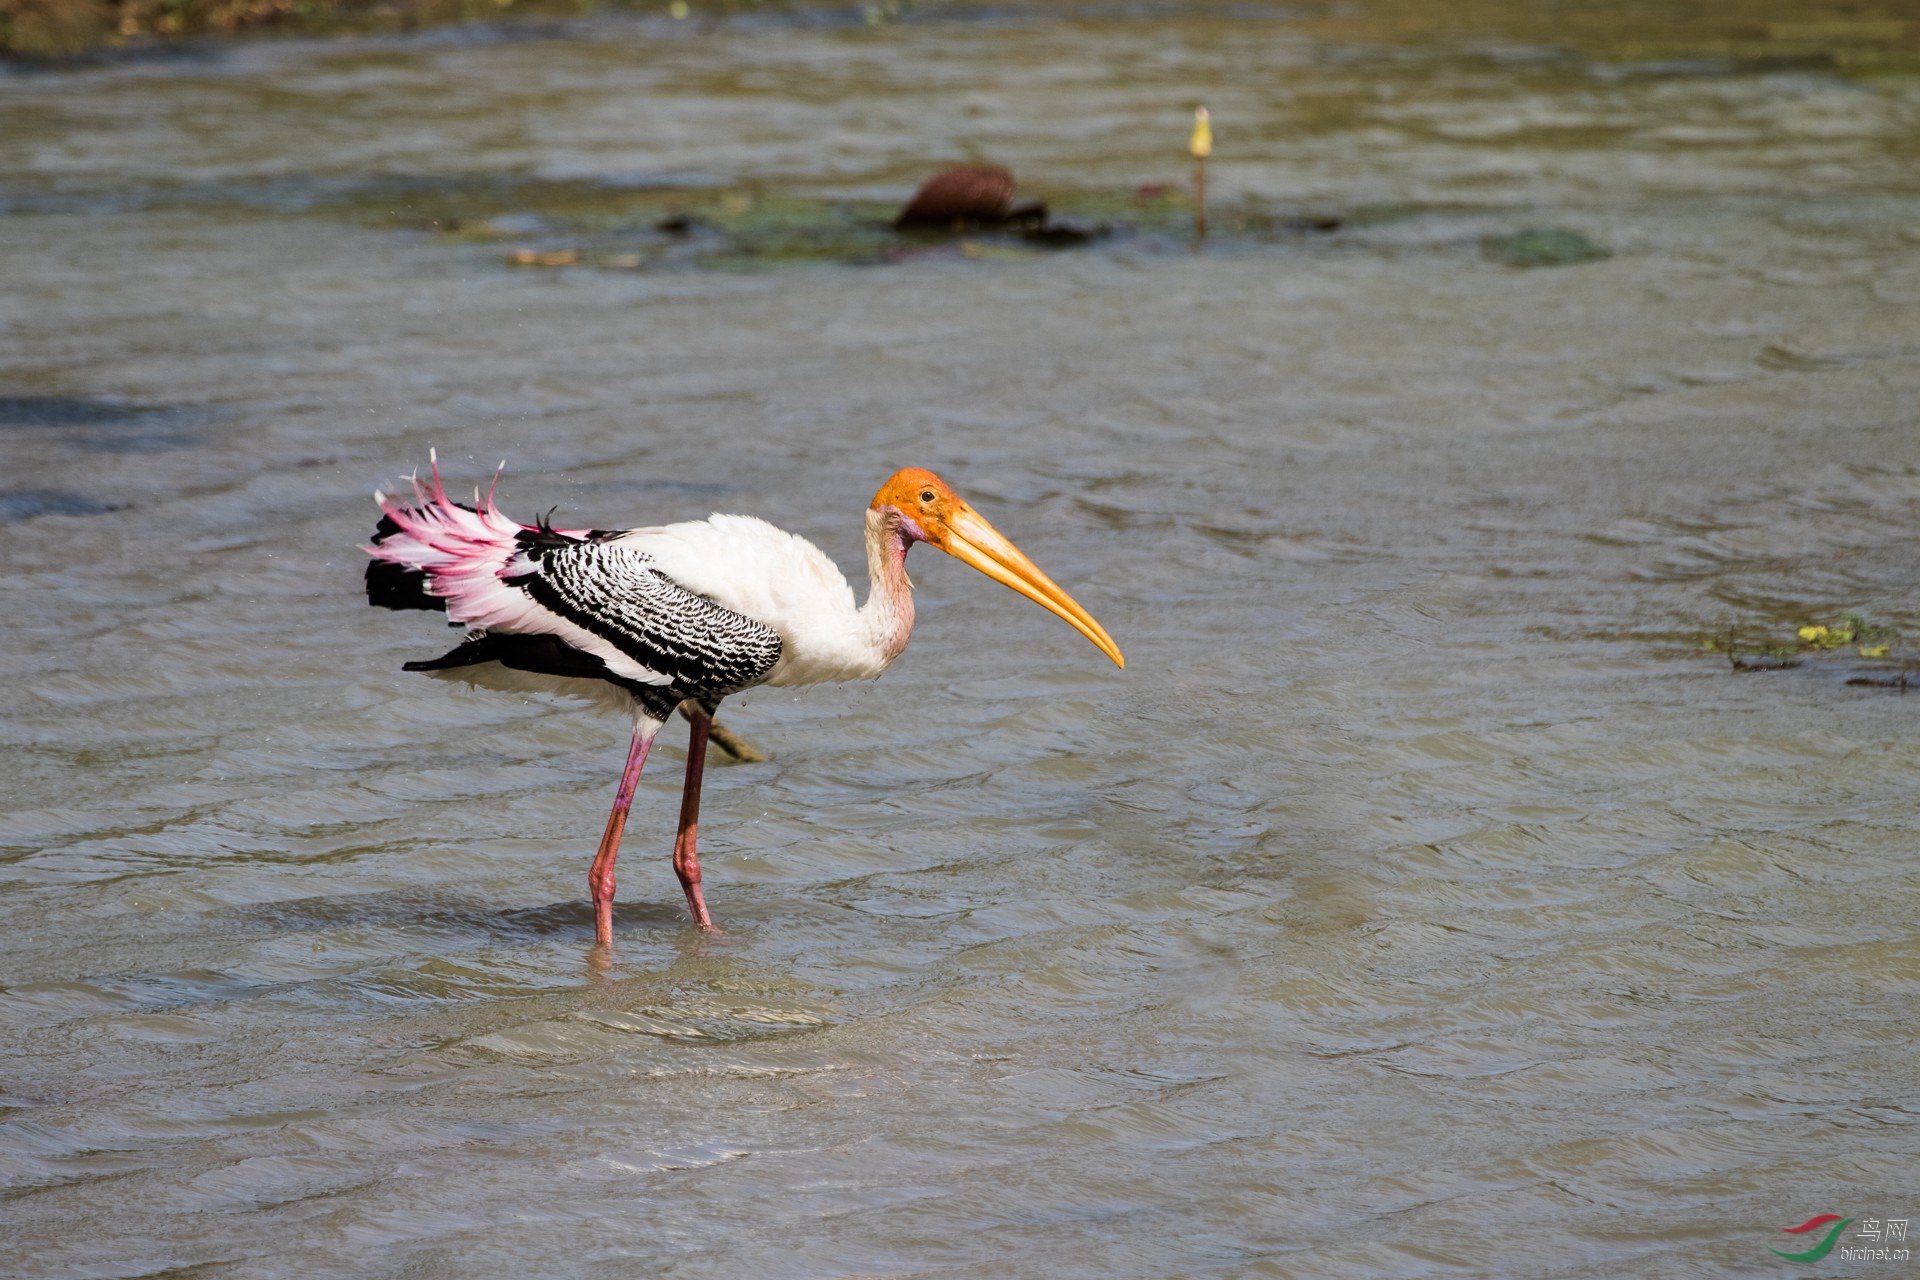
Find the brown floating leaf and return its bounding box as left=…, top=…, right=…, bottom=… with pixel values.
left=896, top=165, right=1017, bottom=228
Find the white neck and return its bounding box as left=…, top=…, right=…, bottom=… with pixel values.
left=860, top=507, right=916, bottom=666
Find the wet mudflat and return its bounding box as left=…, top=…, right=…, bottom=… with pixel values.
left=3, top=4, right=1919, bottom=1276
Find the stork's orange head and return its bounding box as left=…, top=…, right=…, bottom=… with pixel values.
left=869, top=468, right=1124, bottom=668
left=870, top=468, right=963, bottom=548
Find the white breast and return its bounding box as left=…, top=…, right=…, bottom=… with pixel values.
left=618, top=515, right=891, bottom=686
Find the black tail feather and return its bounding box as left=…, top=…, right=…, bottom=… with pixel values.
left=402, top=632, right=611, bottom=680
left=366, top=558, right=443, bottom=612
left=403, top=632, right=680, bottom=720
left=366, top=508, right=454, bottom=613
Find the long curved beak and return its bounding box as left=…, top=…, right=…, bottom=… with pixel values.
left=942, top=507, right=1125, bottom=668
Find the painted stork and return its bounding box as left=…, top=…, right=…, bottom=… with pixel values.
left=365, top=455, right=1123, bottom=944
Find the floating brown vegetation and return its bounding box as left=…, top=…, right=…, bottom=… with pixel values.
left=1706, top=614, right=1916, bottom=688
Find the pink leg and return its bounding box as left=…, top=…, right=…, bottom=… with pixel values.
left=590, top=719, right=658, bottom=948
left=673, top=707, right=717, bottom=931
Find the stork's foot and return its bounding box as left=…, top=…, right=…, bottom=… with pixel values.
left=675, top=850, right=718, bottom=932
left=589, top=876, right=616, bottom=949
left=590, top=833, right=622, bottom=947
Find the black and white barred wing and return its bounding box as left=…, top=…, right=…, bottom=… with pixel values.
left=520, top=539, right=783, bottom=697
left=367, top=461, right=782, bottom=703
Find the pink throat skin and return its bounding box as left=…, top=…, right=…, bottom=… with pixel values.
left=865, top=506, right=920, bottom=664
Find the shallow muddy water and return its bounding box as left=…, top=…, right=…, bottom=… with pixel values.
left=3, top=4, right=1920, bottom=1276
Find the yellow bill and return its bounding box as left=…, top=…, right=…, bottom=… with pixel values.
left=944, top=507, right=1125, bottom=668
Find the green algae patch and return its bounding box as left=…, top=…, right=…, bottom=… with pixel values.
left=336, top=180, right=903, bottom=271
left=1482, top=227, right=1610, bottom=268
left=692, top=194, right=902, bottom=269
left=17, top=0, right=1920, bottom=78
left=1705, top=614, right=1914, bottom=683
left=3, top=0, right=917, bottom=62
left=361, top=177, right=1366, bottom=275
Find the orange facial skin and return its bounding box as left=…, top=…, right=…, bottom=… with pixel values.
left=869, top=468, right=961, bottom=547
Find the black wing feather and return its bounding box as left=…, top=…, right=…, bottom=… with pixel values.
left=515, top=540, right=783, bottom=698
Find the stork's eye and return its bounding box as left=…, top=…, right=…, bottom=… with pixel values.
left=919, top=489, right=936, bottom=504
